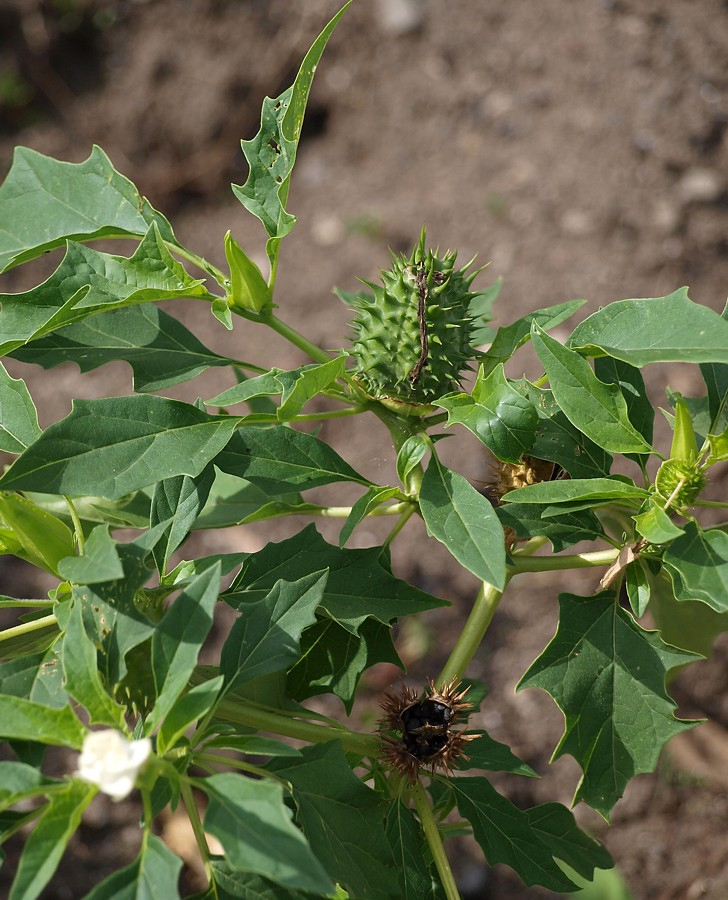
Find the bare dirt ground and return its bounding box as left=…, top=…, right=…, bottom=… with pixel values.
left=1, top=1, right=728, bottom=897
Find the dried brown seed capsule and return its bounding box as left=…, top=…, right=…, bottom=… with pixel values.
left=378, top=678, right=478, bottom=783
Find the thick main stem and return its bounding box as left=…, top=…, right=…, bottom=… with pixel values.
left=438, top=581, right=503, bottom=685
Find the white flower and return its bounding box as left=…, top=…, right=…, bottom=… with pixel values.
left=76, top=729, right=152, bottom=801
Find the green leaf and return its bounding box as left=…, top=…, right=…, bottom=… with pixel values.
left=419, top=456, right=506, bottom=589
left=232, top=3, right=351, bottom=271
left=221, top=571, right=327, bottom=691
left=268, top=742, right=399, bottom=899
left=287, top=616, right=401, bottom=712
left=519, top=383, right=612, bottom=479
left=662, top=522, right=728, bottom=612
left=396, top=434, right=429, bottom=485
left=0, top=362, right=41, bottom=453
left=0, top=145, right=177, bottom=273
left=215, top=426, right=370, bottom=495
left=72, top=543, right=156, bottom=685
left=202, top=734, right=303, bottom=759
left=203, top=772, right=334, bottom=895
left=61, top=598, right=127, bottom=727
left=0, top=648, right=67, bottom=709
left=339, top=485, right=401, bottom=548
left=145, top=563, right=221, bottom=732
left=501, top=476, right=648, bottom=506
left=435, top=364, right=538, bottom=464
left=0, top=762, right=58, bottom=806
left=206, top=369, right=289, bottom=408
left=194, top=471, right=303, bottom=530
left=0, top=491, right=75, bottom=575
left=82, top=834, right=183, bottom=900
left=225, top=525, right=448, bottom=634
left=0, top=396, right=240, bottom=499
left=705, top=427, right=728, bottom=465
left=531, top=323, right=653, bottom=454
left=0, top=695, right=85, bottom=747
left=12, top=303, right=240, bottom=393
left=649, top=569, right=728, bottom=657
left=208, top=864, right=320, bottom=900
left=524, top=803, right=613, bottom=881
left=225, top=231, right=272, bottom=313
left=0, top=225, right=206, bottom=357
left=151, top=467, right=215, bottom=574
left=457, top=733, right=537, bottom=777
left=277, top=357, right=347, bottom=421
left=699, top=301, right=728, bottom=425
left=568, top=288, right=728, bottom=366
left=480, top=300, right=585, bottom=377
left=9, top=780, right=96, bottom=900
left=518, top=591, right=699, bottom=818
left=385, top=802, right=442, bottom=900
left=625, top=558, right=657, bottom=618
left=157, top=675, right=224, bottom=754
left=451, top=777, right=581, bottom=892
left=496, top=502, right=605, bottom=553
left=594, top=356, right=654, bottom=458
left=58, top=524, right=124, bottom=584
left=633, top=502, right=685, bottom=544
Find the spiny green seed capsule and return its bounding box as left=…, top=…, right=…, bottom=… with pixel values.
left=347, top=232, right=483, bottom=414
left=654, top=458, right=705, bottom=508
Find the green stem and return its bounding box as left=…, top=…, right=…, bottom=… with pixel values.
left=258, top=311, right=333, bottom=364
left=288, top=406, right=367, bottom=422
left=168, top=243, right=228, bottom=286
left=210, top=701, right=379, bottom=757
left=0, top=614, right=57, bottom=646
left=141, top=787, right=154, bottom=854
left=64, top=496, right=85, bottom=555
left=180, top=778, right=214, bottom=887
left=508, top=548, right=619, bottom=574
left=196, top=752, right=284, bottom=782
left=692, top=499, right=728, bottom=509
left=411, top=781, right=461, bottom=900
left=381, top=504, right=416, bottom=552
left=438, top=582, right=503, bottom=685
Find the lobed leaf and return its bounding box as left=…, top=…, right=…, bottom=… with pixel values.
left=268, top=742, right=399, bottom=899
left=662, top=522, right=728, bottom=612
left=215, top=426, right=370, bottom=495
left=502, top=476, right=648, bottom=506
left=58, top=524, right=124, bottom=584
left=0, top=225, right=207, bottom=357
left=12, top=303, right=240, bottom=393
left=151, top=467, right=216, bottom=574
left=0, top=145, right=177, bottom=273
left=568, top=288, right=728, bottom=366
left=203, top=772, right=334, bottom=895
left=452, top=777, right=589, bottom=892
left=496, top=502, right=605, bottom=553
left=220, top=571, right=327, bottom=691
left=225, top=524, right=448, bottom=634
left=232, top=4, right=351, bottom=271
left=0, top=396, right=240, bottom=499
left=518, top=591, right=699, bottom=818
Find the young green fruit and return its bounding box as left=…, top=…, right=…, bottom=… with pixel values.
left=347, top=233, right=483, bottom=414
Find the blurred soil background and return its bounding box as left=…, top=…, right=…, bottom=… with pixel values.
left=1, top=0, right=728, bottom=897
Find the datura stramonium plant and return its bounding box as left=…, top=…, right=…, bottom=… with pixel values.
left=347, top=231, right=485, bottom=415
